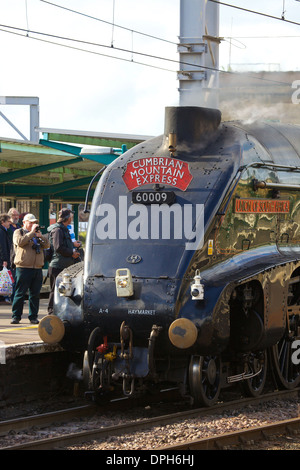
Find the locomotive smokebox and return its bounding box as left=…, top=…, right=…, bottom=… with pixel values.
left=164, top=106, right=221, bottom=150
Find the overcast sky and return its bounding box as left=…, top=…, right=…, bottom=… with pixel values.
left=0, top=0, right=299, bottom=141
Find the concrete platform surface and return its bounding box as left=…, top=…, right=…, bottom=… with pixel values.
left=0, top=298, right=48, bottom=346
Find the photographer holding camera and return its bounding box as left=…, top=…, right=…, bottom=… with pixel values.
left=47, top=208, right=81, bottom=315
left=11, top=213, right=50, bottom=324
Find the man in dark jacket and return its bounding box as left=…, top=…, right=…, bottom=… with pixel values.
left=0, top=213, right=12, bottom=304
left=0, top=214, right=12, bottom=270
left=7, top=208, right=21, bottom=301
left=47, top=209, right=81, bottom=314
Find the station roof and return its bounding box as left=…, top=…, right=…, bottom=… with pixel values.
left=0, top=128, right=153, bottom=203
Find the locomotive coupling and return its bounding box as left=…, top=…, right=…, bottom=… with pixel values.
left=191, top=269, right=204, bottom=300
left=115, top=268, right=133, bottom=297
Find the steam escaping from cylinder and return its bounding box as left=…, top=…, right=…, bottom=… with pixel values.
left=66, top=363, right=83, bottom=381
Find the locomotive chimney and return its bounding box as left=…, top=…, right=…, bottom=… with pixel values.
left=164, top=106, right=221, bottom=150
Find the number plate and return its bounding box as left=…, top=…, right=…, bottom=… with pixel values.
left=132, top=191, right=176, bottom=205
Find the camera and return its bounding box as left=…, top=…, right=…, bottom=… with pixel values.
left=32, top=240, right=41, bottom=254
left=35, top=225, right=45, bottom=232
left=32, top=230, right=43, bottom=253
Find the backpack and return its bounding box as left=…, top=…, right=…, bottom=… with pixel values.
left=43, top=232, right=53, bottom=263
left=44, top=245, right=53, bottom=263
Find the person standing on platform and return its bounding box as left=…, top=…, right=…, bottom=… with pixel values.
left=47, top=209, right=81, bottom=315
left=0, top=214, right=12, bottom=304
left=7, top=208, right=21, bottom=241
left=11, top=213, right=50, bottom=324
left=7, top=208, right=21, bottom=301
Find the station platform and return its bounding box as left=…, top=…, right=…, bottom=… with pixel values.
left=0, top=297, right=81, bottom=406
left=0, top=298, right=48, bottom=346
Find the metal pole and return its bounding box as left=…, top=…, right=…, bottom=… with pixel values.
left=30, top=103, right=40, bottom=143
left=178, top=0, right=220, bottom=108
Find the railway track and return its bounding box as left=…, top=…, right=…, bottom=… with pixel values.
left=1, top=389, right=299, bottom=450
left=0, top=404, right=96, bottom=436
left=160, top=416, right=300, bottom=450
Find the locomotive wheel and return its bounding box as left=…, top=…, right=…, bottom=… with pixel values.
left=270, top=332, right=300, bottom=389
left=82, top=327, right=102, bottom=390
left=242, top=351, right=267, bottom=397
left=189, top=355, right=221, bottom=407
left=87, top=327, right=102, bottom=371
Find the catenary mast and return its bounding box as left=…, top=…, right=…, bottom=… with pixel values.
left=178, top=0, right=220, bottom=108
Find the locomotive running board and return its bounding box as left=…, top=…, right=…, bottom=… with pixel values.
left=227, top=366, right=262, bottom=384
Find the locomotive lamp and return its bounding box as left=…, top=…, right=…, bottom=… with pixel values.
left=58, top=272, right=73, bottom=297
left=115, top=268, right=133, bottom=297
left=191, top=270, right=204, bottom=300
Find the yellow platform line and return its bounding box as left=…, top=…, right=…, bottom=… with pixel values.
left=0, top=326, right=38, bottom=332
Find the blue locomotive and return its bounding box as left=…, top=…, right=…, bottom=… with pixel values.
left=39, top=106, right=300, bottom=405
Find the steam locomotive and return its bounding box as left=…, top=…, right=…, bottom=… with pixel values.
left=38, top=106, right=300, bottom=406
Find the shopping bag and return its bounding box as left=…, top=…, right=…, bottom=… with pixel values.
left=7, top=270, right=14, bottom=284
left=0, top=267, right=13, bottom=296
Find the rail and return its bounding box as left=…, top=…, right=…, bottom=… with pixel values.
left=1, top=389, right=298, bottom=450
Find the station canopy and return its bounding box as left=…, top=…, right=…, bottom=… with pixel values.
left=0, top=127, right=153, bottom=203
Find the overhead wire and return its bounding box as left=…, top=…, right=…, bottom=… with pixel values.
left=208, top=0, right=300, bottom=27
left=25, top=0, right=30, bottom=33
left=111, top=0, right=115, bottom=48
left=34, top=0, right=298, bottom=84
left=227, top=35, right=300, bottom=38
left=2, top=0, right=299, bottom=86
left=39, top=0, right=177, bottom=45
left=0, top=26, right=175, bottom=73
left=0, top=20, right=293, bottom=86
left=0, top=21, right=178, bottom=70
left=39, top=0, right=300, bottom=51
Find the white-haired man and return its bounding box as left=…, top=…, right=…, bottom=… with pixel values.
left=11, top=213, right=50, bottom=324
